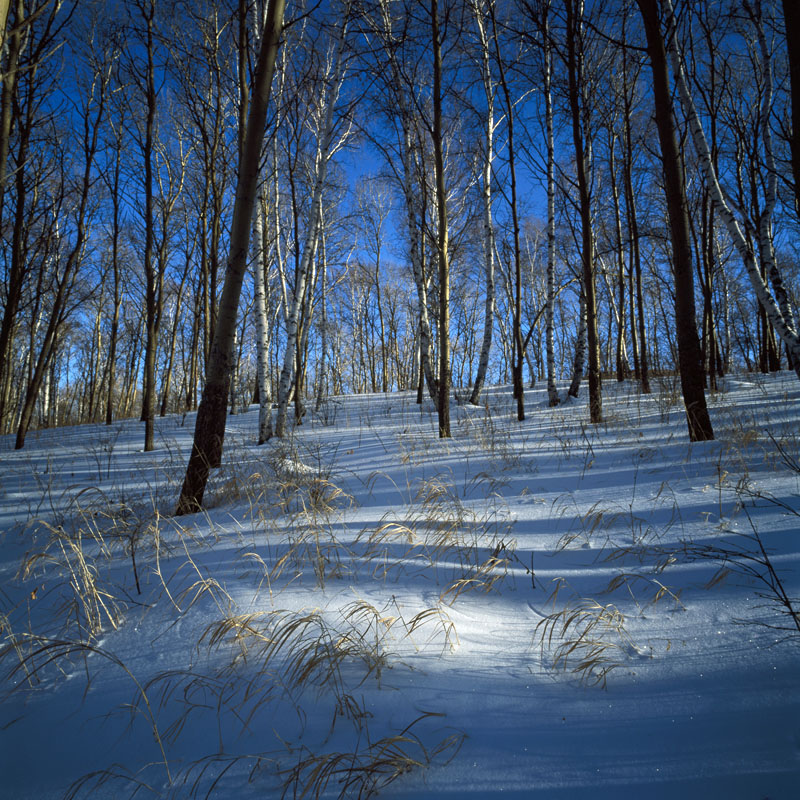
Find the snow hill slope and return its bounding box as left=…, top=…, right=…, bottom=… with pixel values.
left=1, top=374, right=799, bottom=799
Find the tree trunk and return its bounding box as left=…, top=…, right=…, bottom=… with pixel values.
left=0, top=0, right=23, bottom=209
left=637, top=0, right=714, bottom=442
left=431, top=0, right=451, bottom=438
left=490, top=0, right=524, bottom=421
left=568, top=286, right=587, bottom=399
left=468, top=0, right=495, bottom=406
left=620, top=38, right=650, bottom=393
left=176, top=0, right=285, bottom=514
left=253, top=186, right=274, bottom=442
left=782, top=0, right=800, bottom=220
left=543, top=1, right=559, bottom=407
left=608, top=133, right=629, bottom=382
left=105, top=131, right=123, bottom=425
left=565, top=0, right=601, bottom=423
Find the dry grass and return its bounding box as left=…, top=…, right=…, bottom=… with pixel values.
left=535, top=578, right=645, bottom=688
left=355, top=473, right=515, bottom=602
left=279, top=712, right=464, bottom=800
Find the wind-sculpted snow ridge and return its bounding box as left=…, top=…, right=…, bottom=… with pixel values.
left=1, top=374, right=799, bottom=798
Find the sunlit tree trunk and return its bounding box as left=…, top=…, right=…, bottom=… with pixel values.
left=159, top=247, right=191, bottom=417
left=746, top=0, right=797, bottom=363
left=608, top=133, right=629, bottom=382
left=104, top=115, right=124, bottom=425
left=253, top=186, right=273, bottom=443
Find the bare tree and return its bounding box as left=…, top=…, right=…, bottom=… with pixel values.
left=273, top=3, right=352, bottom=438
left=431, top=0, right=451, bottom=437
left=467, top=0, right=496, bottom=406
left=782, top=0, right=800, bottom=220
left=489, top=0, right=524, bottom=421
left=565, top=0, right=601, bottom=423
left=636, top=0, right=714, bottom=442
left=0, top=0, right=71, bottom=433
left=663, top=0, right=800, bottom=375
left=16, top=29, right=112, bottom=448
left=542, top=0, right=559, bottom=407
left=176, top=0, right=285, bottom=515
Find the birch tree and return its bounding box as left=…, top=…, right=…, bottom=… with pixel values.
left=619, top=11, right=650, bottom=393
left=541, top=0, right=559, bottom=406
left=781, top=0, right=800, bottom=220
left=252, top=184, right=274, bottom=443
left=366, top=0, right=438, bottom=403
left=489, top=0, right=524, bottom=421
left=273, top=4, right=351, bottom=438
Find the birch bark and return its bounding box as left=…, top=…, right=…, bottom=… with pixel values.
left=543, top=0, right=559, bottom=407
left=253, top=185, right=273, bottom=443
left=568, top=286, right=587, bottom=399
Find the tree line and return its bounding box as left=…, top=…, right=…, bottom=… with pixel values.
left=1, top=0, right=798, bottom=484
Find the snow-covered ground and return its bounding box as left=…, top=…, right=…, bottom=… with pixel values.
left=1, top=375, right=799, bottom=799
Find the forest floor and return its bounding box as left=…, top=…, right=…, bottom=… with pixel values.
left=1, top=373, right=799, bottom=799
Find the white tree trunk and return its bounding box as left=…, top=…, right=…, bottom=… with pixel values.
left=403, top=127, right=438, bottom=400
left=252, top=186, right=273, bottom=443
left=568, top=286, right=587, bottom=399
left=750, top=0, right=797, bottom=342
left=543, top=1, right=559, bottom=407
left=315, top=218, right=328, bottom=411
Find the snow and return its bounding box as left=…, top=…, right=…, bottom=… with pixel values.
left=1, top=374, right=799, bottom=799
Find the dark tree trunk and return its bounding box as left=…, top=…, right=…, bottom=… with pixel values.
left=177, top=0, right=285, bottom=515
left=637, top=0, right=714, bottom=442
left=782, top=0, right=800, bottom=220
left=431, top=0, right=451, bottom=438
left=565, top=0, right=602, bottom=424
